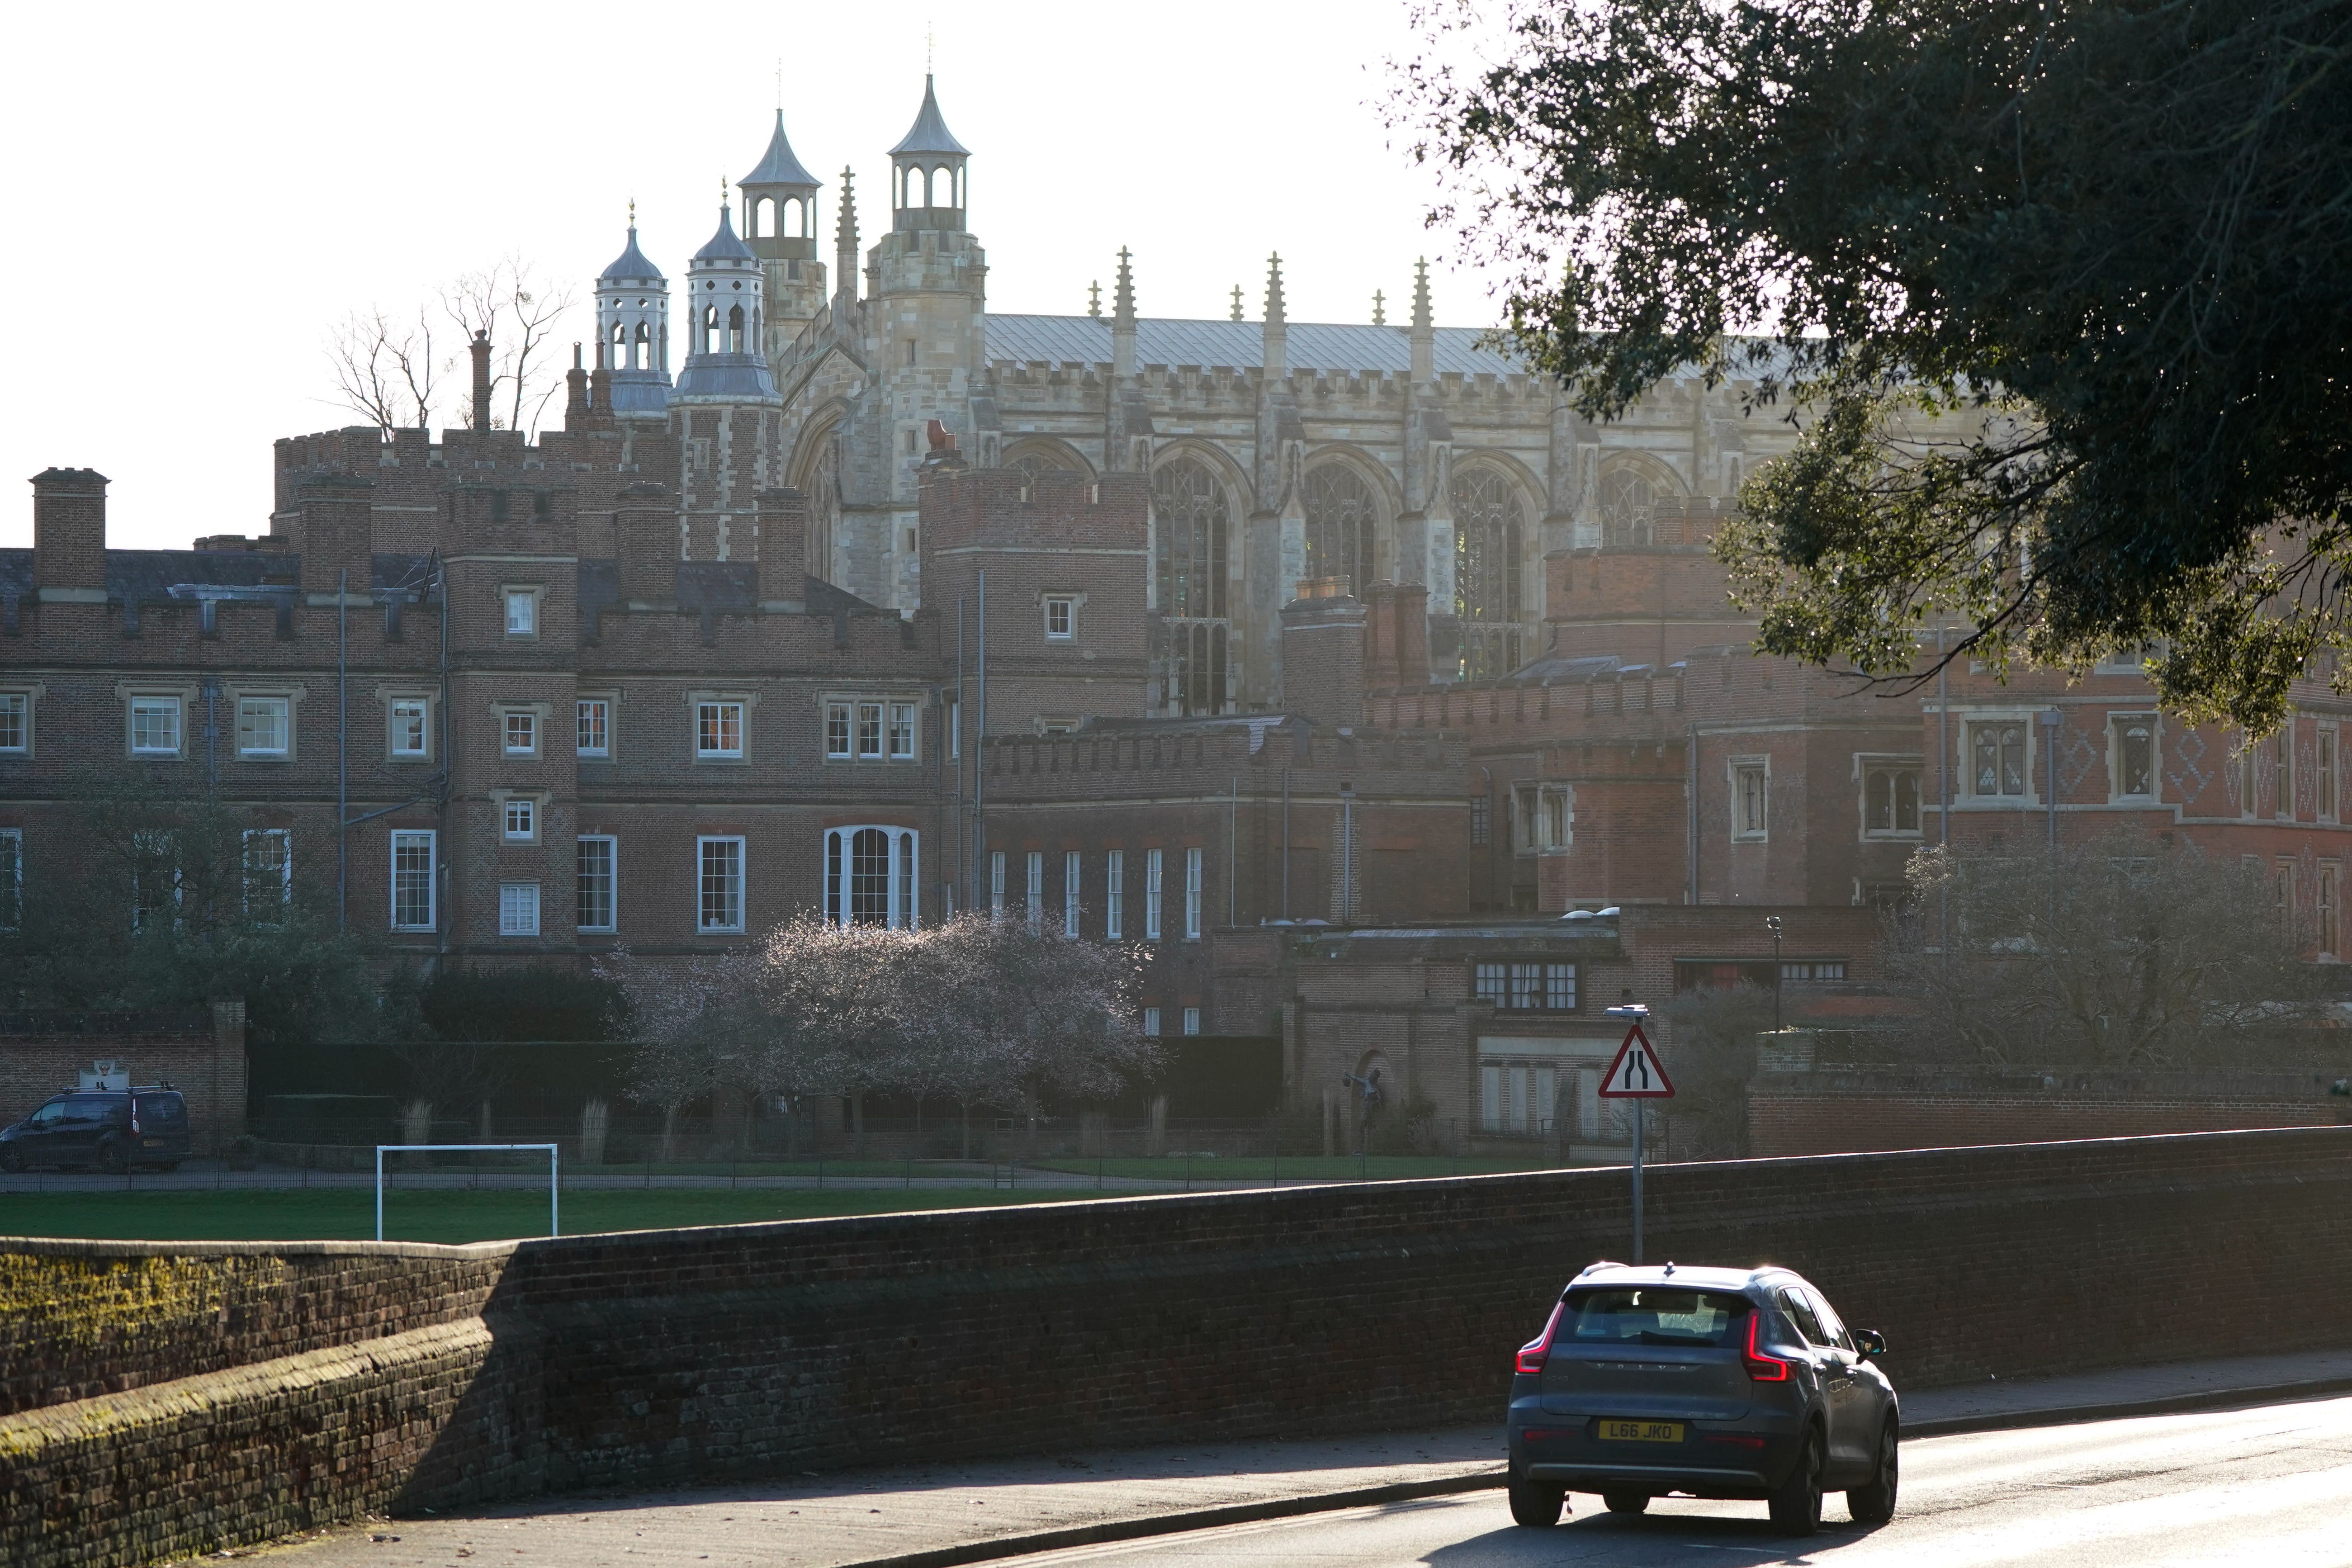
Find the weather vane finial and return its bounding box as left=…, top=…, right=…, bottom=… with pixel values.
left=628, top=197, right=636, bottom=228
left=927, top=21, right=934, bottom=73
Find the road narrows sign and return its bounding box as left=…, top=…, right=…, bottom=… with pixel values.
left=1597, top=1022, right=1676, bottom=1099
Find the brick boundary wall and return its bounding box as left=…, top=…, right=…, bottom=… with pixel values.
left=6, top=1126, right=2352, bottom=1567
left=1748, top=1069, right=2352, bottom=1158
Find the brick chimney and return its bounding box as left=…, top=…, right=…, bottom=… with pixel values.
left=615, top=482, right=677, bottom=604
left=755, top=488, right=808, bottom=603
left=31, top=468, right=108, bottom=594
left=1364, top=580, right=1430, bottom=689
left=470, top=330, right=494, bottom=431
left=1279, top=578, right=1368, bottom=724
left=297, top=474, right=375, bottom=595
left=563, top=343, right=590, bottom=429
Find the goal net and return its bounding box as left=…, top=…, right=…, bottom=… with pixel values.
left=374, top=1142, right=559, bottom=1242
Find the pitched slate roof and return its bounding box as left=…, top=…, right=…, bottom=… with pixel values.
left=890, top=75, right=969, bottom=157
left=743, top=109, right=818, bottom=189
left=983, top=315, right=1522, bottom=376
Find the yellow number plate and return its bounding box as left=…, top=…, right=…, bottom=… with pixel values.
left=1599, top=1420, right=1685, bottom=1443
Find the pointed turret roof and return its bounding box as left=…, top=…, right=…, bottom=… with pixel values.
left=743, top=109, right=818, bottom=189
left=600, top=224, right=663, bottom=284
left=692, top=202, right=757, bottom=264
left=890, top=75, right=970, bottom=156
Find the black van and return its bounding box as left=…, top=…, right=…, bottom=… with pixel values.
left=0, top=1086, right=191, bottom=1172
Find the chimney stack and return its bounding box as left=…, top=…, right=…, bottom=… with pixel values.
left=615, top=482, right=677, bottom=604
left=564, top=343, right=590, bottom=428
left=1278, top=580, right=1367, bottom=725
left=31, top=468, right=108, bottom=594
left=296, top=474, right=374, bottom=595
left=1364, top=581, right=1430, bottom=690
left=470, top=330, right=494, bottom=431
left=754, top=488, right=809, bottom=603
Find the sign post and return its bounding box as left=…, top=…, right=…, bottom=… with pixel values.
left=1599, top=1006, right=1675, bottom=1263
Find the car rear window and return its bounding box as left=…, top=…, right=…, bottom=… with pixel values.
left=1563, top=1288, right=1754, bottom=1347
left=137, top=1095, right=188, bottom=1125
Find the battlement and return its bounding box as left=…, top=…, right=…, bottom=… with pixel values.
left=919, top=463, right=1146, bottom=554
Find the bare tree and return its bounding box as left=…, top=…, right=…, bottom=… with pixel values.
left=1881, top=828, right=2329, bottom=1068
left=1659, top=983, right=1777, bottom=1160
left=440, top=256, right=577, bottom=436
left=324, top=305, right=440, bottom=435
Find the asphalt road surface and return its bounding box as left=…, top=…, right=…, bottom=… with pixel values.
left=994, top=1395, right=2352, bottom=1568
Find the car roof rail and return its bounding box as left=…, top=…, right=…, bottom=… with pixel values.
left=1576, top=1260, right=1627, bottom=1278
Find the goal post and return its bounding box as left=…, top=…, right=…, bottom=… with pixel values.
left=374, top=1143, right=560, bottom=1241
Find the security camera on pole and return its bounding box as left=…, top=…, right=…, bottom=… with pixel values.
left=1600, top=1004, right=1675, bottom=1263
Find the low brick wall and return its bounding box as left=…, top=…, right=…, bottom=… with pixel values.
left=0, top=1004, right=249, bottom=1143
left=5, top=1126, right=2352, bottom=1567
left=1749, top=1067, right=2352, bottom=1157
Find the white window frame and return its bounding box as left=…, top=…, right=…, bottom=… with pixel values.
left=2108, top=715, right=2159, bottom=802
left=823, top=826, right=920, bottom=929
left=577, top=834, right=617, bottom=933
left=1026, top=851, right=1045, bottom=933
left=0, top=826, right=19, bottom=930
left=1145, top=848, right=1164, bottom=941
left=696, top=699, right=746, bottom=760
left=240, top=828, right=292, bottom=916
left=0, top=689, right=31, bottom=755
left=1184, top=846, right=1203, bottom=940
left=390, top=829, right=436, bottom=932
left=502, top=795, right=536, bottom=843
left=1143, top=1006, right=1162, bottom=1037
left=1730, top=758, right=1770, bottom=841
left=502, top=708, right=539, bottom=757
left=889, top=702, right=917, bottom=761
left=503, top=586, right=539, bottom=638
left=858, top=701, right=885, bottom=760
left=1856, top=753, right=1926, bottom=838
left=576, top=697, right=612, bottom=759
left=990, top=850, right=1006, bottom=916
left=826, top=701, right=852, bottom=759
left=1044, top=594, right=1077, bottom=640
left=2321, top=724, right=2340, bottom=824
left=697, top=835, right=746, bottom=933
left=1963, top=715, right=2035, bottom=801
left=128, top=694, right=185, bottom=758
left=235, top=695, right=292, bottom=759
left=499, top=881, right=541, bottom=936
left=1064, top=850, right=1081, bottom=938
left=1106, top=849, right=1124, bottom=939
left=1183, top=1007, right=1202, bottom=1036
left=386, top=693, right=432, bottom=761
left=824, top=694, right=922, bottom=762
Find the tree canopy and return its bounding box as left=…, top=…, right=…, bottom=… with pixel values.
left=1401, top=0, right=2352, bottom=731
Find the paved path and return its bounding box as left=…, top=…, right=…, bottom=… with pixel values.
left=202, top=1350, right=2352, bottom=1568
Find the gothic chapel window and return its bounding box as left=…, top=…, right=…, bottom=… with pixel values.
left=1151, top=458, right=1230, bottom=716
left=1304, top=465, right=1377, bottom=596
left=1600, top=469, right=1656, bottom=546
left=1452, top=466, right=1525, bottom=679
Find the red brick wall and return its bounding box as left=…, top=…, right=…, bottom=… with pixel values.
left=0, top=1008, right=247, bottom=1142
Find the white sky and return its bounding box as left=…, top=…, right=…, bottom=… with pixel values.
left=0, top=0, right=1512, bottom=552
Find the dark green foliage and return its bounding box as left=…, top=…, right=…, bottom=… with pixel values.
left=1401, top=0, right=2352, bottom=731
left=413, top=966, right=626, bottom=1043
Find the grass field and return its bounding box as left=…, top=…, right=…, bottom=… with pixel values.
left=0, top=1186, right=1103, bottom=1245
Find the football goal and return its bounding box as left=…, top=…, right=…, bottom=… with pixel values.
left=374, top=1143, right=559, bottom=1241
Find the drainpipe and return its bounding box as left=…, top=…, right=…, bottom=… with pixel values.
left=435, top=550, right=451, bottom=965
left=1340, top=781, right=1355, bottom=923
left=337, top=568, right=348, bottom=932
left=1229, top=776, right=1238, bottom=928
left=1281, top=767, right=1291, bottom=919
left=975, top=571, right=986, bottom=914
left=1685, top=724, right=1698, bottom=905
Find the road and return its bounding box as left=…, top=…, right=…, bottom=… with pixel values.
left=992, top=1396, right=2352, bottom=1568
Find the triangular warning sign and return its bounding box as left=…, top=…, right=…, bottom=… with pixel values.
left=1597, top=1021, right=1675, bottom=1098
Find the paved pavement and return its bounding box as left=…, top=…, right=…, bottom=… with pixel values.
left=200, top=1350, right=2352, bottom=1568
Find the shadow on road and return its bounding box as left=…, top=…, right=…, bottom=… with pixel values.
left=1421, top=1502, right=1884, bottom=1565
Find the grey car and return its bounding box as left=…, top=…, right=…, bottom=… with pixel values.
left=1505, top=1261, right=1898, bottom=1535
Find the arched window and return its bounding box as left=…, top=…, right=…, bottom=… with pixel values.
left=824, top=826, right=918, bottom=928
left=784, top=196, right=803, bottom=237
left=609, top=321, right=626, bottom=369
left=1151, top=457, right=1229, bottom=621
left=633, top=320, right=651, bottom=371
left=728, top=304, right=745, bottom=354
left=808, top=430, right=841, bottom=583
left=702, top=304, right=720, bottom=356
left=1453, top=466, right=1526, bottom=679
left=1304, top=464, right=1377, bottom=596
left=1599, top=468, right=1657, bottom=547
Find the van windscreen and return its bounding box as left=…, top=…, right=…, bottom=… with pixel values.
left=1562, top=1288, right=1752, bottom=1347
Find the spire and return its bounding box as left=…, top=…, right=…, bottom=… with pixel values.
left=743, top=108, right=819, bottom=189
left=1111, top=247, right=1138, bottom=380
left=1088, top=280, right=1101, bottom=318
left=1410, top=257, right=1435, bottom=384
left=835, top=166, right=859, bottom=300
left=1263, top=253, right=1287, bottom=381
left=1230, top=284, right=1244, bottom=323
left=890, top=74, right=970, bottom=156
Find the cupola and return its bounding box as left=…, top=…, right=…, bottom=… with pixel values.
left=889, top=75, right=969, bottom=232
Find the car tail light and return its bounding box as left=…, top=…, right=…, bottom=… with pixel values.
left=1703, top=1433, right=1767, bottom=1449
left=1742, top=1312, right=1790, bottom=1382
left=1516, top=1302, right=1565, bottom=1375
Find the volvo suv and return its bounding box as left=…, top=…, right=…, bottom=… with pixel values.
left=0, top=1087, right=191, bottom=1173
left=1505, top=1261, right=1898, bottom=1535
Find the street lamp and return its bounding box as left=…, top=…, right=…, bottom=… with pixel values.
left=1764, top=914, right=1784, bottom=1032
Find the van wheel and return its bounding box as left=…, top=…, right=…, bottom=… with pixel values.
left=1768, top=1428, right=1824, bottom=1536
left=1603, top=1491, right=1650, bottom=1515
left=0, top=1145, right=21, bottom=1174
left=1507, top=1477, right=1566, bottom=1527
left=98, top=1138, right=129, bottom=1175
left=1848, top=1420, right=1899, bottom=1524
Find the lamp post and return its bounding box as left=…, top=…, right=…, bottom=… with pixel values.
left=1765, top=914, right=1784, bottom=1032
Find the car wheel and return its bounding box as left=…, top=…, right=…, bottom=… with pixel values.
left=1603, top=1491, right=1650, bottom=1516
left=1507, top=1477, right=1566, bottom=1528
left=98, top=1138, right=129, bottom=1175
left=1848, top=1420, right=1899, bottom=1525
left=0, top=1144, right=21, bottom=1174
left=1768, top=1427, right=1824, bottom=1536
